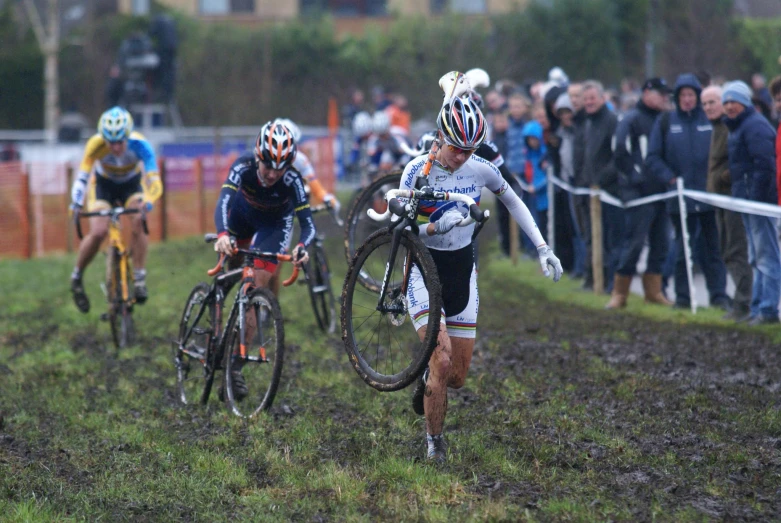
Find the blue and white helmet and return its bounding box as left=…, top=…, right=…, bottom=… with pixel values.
left=437, top=96, right=486, bottom=150
left=98, top=106, right=133, bottom=142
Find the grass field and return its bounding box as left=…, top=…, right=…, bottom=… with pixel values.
left=2, top=212, right=780, bottom=521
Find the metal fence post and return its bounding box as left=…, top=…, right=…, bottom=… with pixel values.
left=547, top=165, right=555, bottom=253
left=676, top=177, right=697, bottom=313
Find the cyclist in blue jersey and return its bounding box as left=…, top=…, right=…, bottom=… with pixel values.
left=213, top=121, right=316, bottom=400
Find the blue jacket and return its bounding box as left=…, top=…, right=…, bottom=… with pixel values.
left=522, top=120, right=548, bottom=211
left=723, top=105, right=778, bottom=204
left=505, top=116, right=527, bottom=175
left=646, top=73, right=713, bottom=213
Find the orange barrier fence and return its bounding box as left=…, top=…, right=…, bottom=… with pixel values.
left=0, top=136, right=336, bottom=259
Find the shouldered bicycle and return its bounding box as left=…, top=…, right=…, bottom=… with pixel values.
left=340, top=138, right=490, bottom=391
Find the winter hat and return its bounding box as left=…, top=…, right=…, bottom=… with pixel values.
left=721, top=81, right=752, bottom=107
left=548, top=66, right=570, bottom=87
left=554, top=93, right=573, bottom=113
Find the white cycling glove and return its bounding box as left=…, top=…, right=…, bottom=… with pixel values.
left=70, top=170, right=90, bottom=210
left=537, top=244, right=563, bottom=282
left=323, top=193, right=341, bottom=215
left=431, top=211, right=463, bottom=235
left=214, top=235, right=234, bottom=256
left=292, top=243, right=309, bottom=266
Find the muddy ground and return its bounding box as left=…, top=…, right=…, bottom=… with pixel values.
left=2, top=214, right=781, bottom=521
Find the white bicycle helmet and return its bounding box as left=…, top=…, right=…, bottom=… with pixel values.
left=416, top=130, right=438, bottom=152
left=437, top=96, right=486, bottom=150
left=98, top=106, right=133, bottom=142
left=255, top=120, right=297, bottom=170
left=351, top=111, right=373, bottom=138
left=274, top=118, right=302, bottom=142
left=372, top=110, right=391, bottom=135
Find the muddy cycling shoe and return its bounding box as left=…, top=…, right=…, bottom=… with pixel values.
left=71, top=278, right=90, bottom=313
left=411, top=367, right=429, bottom=416
left=134, top=278, right=148, bottom=305
left=219, top=369, right=249, bottom=402
left=426, top=433, right=447, bottom=463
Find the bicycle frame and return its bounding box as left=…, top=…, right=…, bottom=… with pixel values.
left=366, top=139, right=489, bottom=316
left=192, top=238, right=298, bottom=369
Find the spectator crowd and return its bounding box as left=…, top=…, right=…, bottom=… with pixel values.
left=343, top=67, right=781, bottom=325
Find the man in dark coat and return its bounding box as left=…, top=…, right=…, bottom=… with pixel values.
left=573, top=80, right=619, bottom=292
left=722, top=80, right=780, bottom=325
left=702, top=85, right=753, bottom=321
left=646, top=73, right=729, bottom=310
left=607, top=78, right=673, bottom=309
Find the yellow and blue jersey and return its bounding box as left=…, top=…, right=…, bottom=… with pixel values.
left=79, top=131, right=158, bottom=183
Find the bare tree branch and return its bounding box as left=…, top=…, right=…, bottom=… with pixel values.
left=21, top=0, right=48, bottom=48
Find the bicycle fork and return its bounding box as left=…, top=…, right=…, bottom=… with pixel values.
left=237, top=266, right=269, bottom=364
left=376, top=226, right=413, bottom=315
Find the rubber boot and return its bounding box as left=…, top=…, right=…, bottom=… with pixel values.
left=642, top=273, right=673, bottom=306
left=605, top=274, right=632, bottom=309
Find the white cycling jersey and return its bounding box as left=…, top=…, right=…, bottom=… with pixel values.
left=398, top=154, right=545, bottom=251
left=293, top=150, right=315, bottom=180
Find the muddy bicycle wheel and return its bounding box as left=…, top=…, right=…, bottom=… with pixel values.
left=107, top=248, right=135, bottom=349
left=175, top=282, right=214, bottom=406
left=341, top=228, right=441, bottom=392
left=343, top=170, right=402, bottom=291
left=223, top=287, right=285, bottom=418
left=306, top=242, right=336, bottom=334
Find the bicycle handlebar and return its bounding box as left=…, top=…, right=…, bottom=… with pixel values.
left=74, top=207, right=148, bottom=240
left=204, top=234, right=299, bottom=286
left=366, top=188, right=490, bottom=227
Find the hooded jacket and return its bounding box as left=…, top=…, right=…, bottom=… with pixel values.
left=723, top=105, right=778, bottom=204
left=646, top=73, right=713, bottom=213
left=614, top=99, right=666, bottom=200
left=522, top=120, right=548, bottom=211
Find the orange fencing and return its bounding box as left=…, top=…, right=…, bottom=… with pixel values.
left=0, top=136, right=337, bottom=259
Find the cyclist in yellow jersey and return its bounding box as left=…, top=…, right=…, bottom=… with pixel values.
left=69, top=106, right=163, bottom=312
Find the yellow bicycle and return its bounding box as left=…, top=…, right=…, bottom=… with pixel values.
left=76, top=207, right=148, bottom=349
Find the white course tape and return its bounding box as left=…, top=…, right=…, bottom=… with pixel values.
left=548, top=174, right=781, bottom=217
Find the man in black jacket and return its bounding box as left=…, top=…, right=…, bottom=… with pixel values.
left=606, top=78, right=673, bottom=308
left=573, top=80, right=619, bottom=291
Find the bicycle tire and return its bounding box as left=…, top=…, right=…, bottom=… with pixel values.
left=341, top=227, right=442, bottom=392
left=223, top=287, right=285, bottom=418
left=306, top=243, right=336, bottom=334
left=175, top=282, right=213, bottom=406
left=343, top=170, right=403, bottom=291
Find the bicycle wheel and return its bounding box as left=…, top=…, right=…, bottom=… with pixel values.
left=107, top=248, right=135, bottom=349
left=223, top=287, right=285, bottom=418
left=343, top=170, right=402, bottom=291
left=175, top=282, right=214, bottom=405
left=341, top=228, right=442, bottom=392
left=306, top=243, right=336, bottom=334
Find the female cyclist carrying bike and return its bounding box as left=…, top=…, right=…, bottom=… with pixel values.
left=401, top=93, right=564, bottom=462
